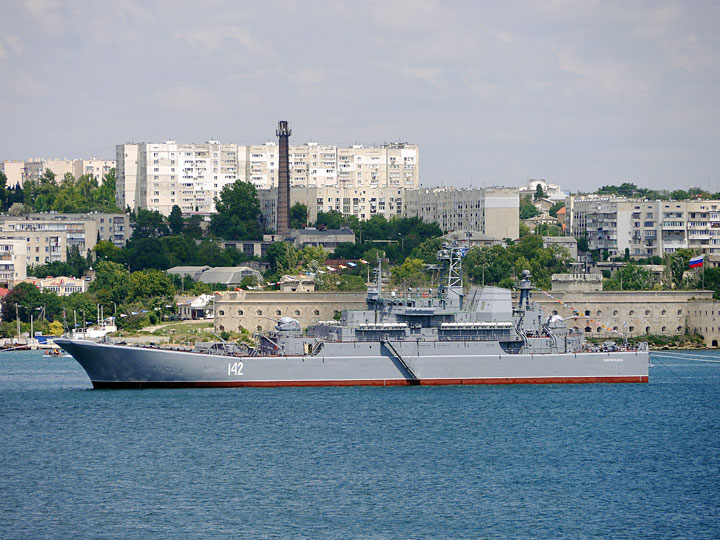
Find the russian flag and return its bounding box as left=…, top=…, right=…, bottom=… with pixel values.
left=689, top=254, right=704, bottom=268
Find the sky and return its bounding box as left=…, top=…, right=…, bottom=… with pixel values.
left=1, top=0, right=718, bottom=193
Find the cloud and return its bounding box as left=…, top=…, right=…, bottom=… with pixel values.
left=553, top=46, right=648, bottom=99
left=179, top=26, right=273, bottom=58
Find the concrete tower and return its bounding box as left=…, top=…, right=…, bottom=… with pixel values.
left=276, top=120, right=292, bottom=236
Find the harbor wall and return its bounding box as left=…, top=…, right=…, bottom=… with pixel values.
left=213, top=291, right=367, bottom=333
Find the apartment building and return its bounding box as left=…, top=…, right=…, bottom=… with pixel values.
left=72, top=159, right=115, bottom=183
left=117, top=141, right=241, bottom=216
left=245, top=142, right=419, bottom=190
left=0, top=238, right=28, bottom=288
left=403, top=187, right=520, bottom=239
left=117, top=140, right=419, bottom=216
left=568, top=196, right=720, bottom=258
left=0, top=161, right=24, bottom=187
left=2, top=158, right=116, bottom=187
left=116, top=144, right=138, bottom=210
left=0, top=213, right=130, bottom=263
left=258, top=185, right=407, bottom=230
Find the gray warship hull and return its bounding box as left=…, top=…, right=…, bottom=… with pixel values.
left=55, top=338, right=648, bottom=388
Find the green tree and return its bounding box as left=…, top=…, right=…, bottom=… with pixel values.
left=23, top=170, right=61, bottom=211
left=549, top=201, right=565, bottom=217
left=168, top=205, right=184, bottom=235
left=265, top=242, right=299, bottom=275
left=125, top=237, right=170, bottom=271
left=89, top=261, right=131, bottom=307
left=534, top=184, right=546, bottom=200
left=390, top=258, right=429, bottom=289
left=209, top=180, right=261, bottom=240
left=132, top=209, right=169, bottom=239
left=0, top=171, right=9, bottom=211
left=519, top=194, right=541, bottom=219
left=603, top=264, right=653, bottom=291
left=290, top=203, right=308, bottom=229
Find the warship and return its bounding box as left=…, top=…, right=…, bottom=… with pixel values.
left=56, top=244, right=649, bottom=388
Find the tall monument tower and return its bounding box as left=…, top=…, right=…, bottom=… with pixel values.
left=276, top=120, right=292, bottom=236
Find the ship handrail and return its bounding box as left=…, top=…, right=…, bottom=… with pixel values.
left=380, top=339, right=420, bottom=384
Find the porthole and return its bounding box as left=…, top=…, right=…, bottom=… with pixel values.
left=645, top=310, right=651, bottom=316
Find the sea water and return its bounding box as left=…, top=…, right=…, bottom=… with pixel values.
left=0, top=350, right=718, bottom=540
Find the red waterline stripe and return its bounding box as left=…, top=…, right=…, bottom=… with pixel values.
left=92, top=375, right=648, bottom=389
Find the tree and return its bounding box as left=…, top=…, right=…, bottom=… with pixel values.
left=125, top=237, right=170, bottom=271
left=132, top=209, right=169, bottom=239
left=390, top=258, right=429, bottom=289
left=209, top=180, right=261, bottom=240
left=265, top=242, right=299, bottom=275
left=0, top=171, right=9, bottom=212
left=519, top=195, right=541, bottom=219
left=549, top=201, right=565, bottom=217
left=534, top=184, right=546, bottom=200
left=603, top=264, right=653, bottom=291
left=89, top=261, right=130, bottom=307
left=169, top=205, right=184, bottom=235
left=290, top=203, right=308, bottom=229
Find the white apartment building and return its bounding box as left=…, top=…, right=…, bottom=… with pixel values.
left=246, top=142, right=419, bottom=190
left=72, top=159, right=115, bottom=183
left=0, top=161, right=24, bottom=187
left=118, top=140, right=419, bottom=217
left=2, top=158, right=116, bottom=187
left=23, top=159, right=74, bottom=183
left=403, top=187, right=520, bottom=239
left=116, top=144, right=139, bottom=211
left=518, top=178, right=567, bottom=202
left=568, top=196, right=720, bottom=258
left=0, top=213, right=130, bottom=264
left=258, top=186, right=408, bottom=231
left=118, top=141, right=241, bottom=216
left=0, top=238, right=28, bottom=288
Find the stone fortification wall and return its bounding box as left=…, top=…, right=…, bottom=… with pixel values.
left=550, top=273, right=603, bottom=293
left=534, top=289, right=720, bottom=345
left=214, top=291, right=367, bottom=333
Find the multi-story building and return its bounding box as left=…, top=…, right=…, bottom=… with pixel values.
left=23, top=159, right=74, bottom=183
left=0, top=213, right=130, bottom=264
left=0, top=161, right=24, bottom=187
left=403, top=187, right=519, bottom=239
left=116, top=144, right=139, bottom=211
left=0, top=238, right=28, bottom=288
left=117, top=140, right=419, bottom=216
left=244, top=142, right=419, bottom=190
left=72, top=158, right=115, bottom=183
left=257, top=185, right=407, bottom=230
left=567, top=196, right=720, bottom=258
left=2, top=158, right=117, bottom=187
left=118, top=141, right=241, bottom=216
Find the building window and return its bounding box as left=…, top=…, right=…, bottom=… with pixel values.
left=257, top=310, right=262, bottom=316
left=275, top=310, right=281, bottom=316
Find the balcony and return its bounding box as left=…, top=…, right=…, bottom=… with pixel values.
left=661, top=221, right=685, bottom=230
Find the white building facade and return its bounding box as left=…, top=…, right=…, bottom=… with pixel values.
left=568, top=196, right=720, bottom=259
left=403, top=187, right=520, bottom=239
left=117, top=140, right=419, bottom=216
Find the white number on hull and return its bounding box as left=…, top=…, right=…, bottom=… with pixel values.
left=227, top=361, right=244, bottom=376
